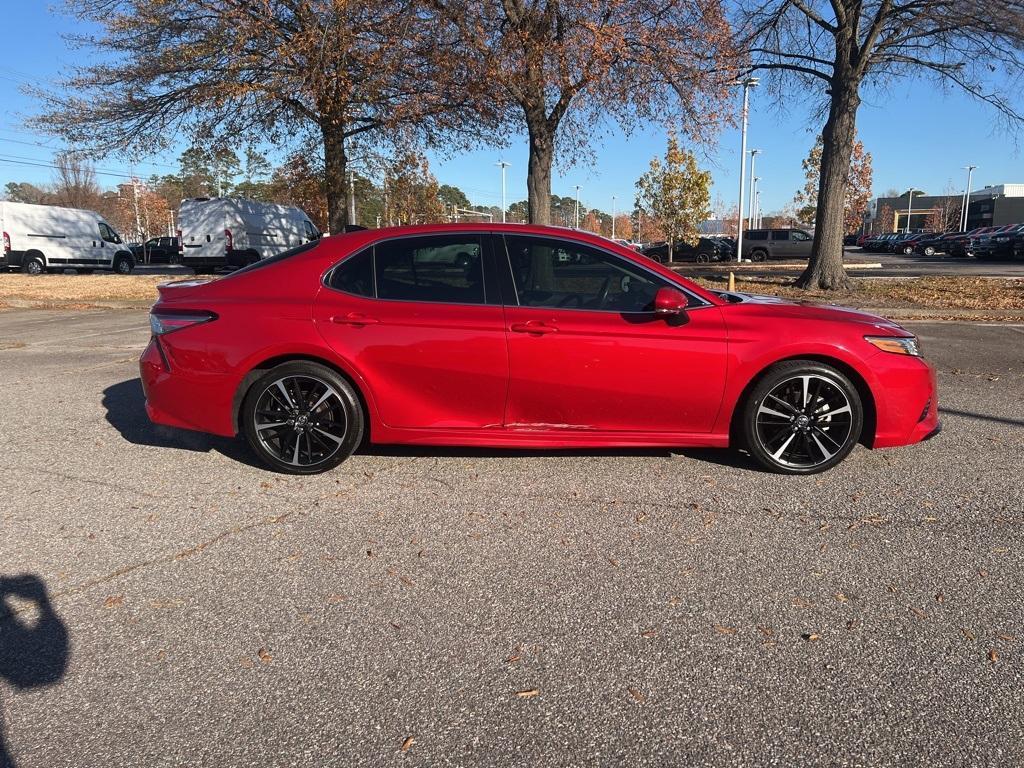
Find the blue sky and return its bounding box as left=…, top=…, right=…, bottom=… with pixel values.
left=2, top=2, right=1021, bottom=217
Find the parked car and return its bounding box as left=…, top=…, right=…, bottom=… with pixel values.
left=946, top=227, right=997, bottom=258
left=141, top=223, right=939, bottom=476
left=642, top=238, right=723, bottom=263
left=130, top=236, right=181, bottom=265
left=843, top=234, right=859, bottom=246
left=913, top=231, right=958, bottom=257
left=0, top=201, right=135, bottom=275
left=890, top=232, right=934, bottom=254
left=177, top=197, right=320, bottom=273
left=862, top=233, right=899, bottom=252
left=742, top=228, right=814, bottom=261
left=969, top=224, right=1024, bottom=260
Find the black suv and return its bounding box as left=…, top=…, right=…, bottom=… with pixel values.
left=130, top=236, right=180, bottom=265
left=742, top=228, right=813, bottom=261
left=642, top=238, right=724, bottom=263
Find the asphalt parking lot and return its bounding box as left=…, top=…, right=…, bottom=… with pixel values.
left=1, top=308, right=1022, bottom=767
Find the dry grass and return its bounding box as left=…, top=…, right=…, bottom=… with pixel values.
left=0, top=274, right=196, bottom=306
left=693, top=275, right=1024, bottom=312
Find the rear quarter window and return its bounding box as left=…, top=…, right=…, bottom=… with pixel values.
left=326, top=247, right=374, bottom=297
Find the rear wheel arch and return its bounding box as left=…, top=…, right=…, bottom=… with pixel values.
left=729, top=354, right=877, bottom=448
left=232, top=353, right=373, bottom=440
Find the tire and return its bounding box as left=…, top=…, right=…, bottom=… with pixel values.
left=740, top=360, right=863, bottom=475
left=902, top=246, right=914, bottom=255
left=696, top=252, right=711, bottom=263
left=241, top=361, right=364, bottom=475
left=22, top=255, right=44, bottom=275
left=750, top=249, right=768, bottom=262
left=923, top=246, right=936, bottom=256
left=113, top=253, right=135, bottom=274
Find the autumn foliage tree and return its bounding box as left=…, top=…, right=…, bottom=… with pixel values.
left=381, top=149, right=446, bottom=226
left=33, top=0, right=489, bottom=234
left=741, top=0, right=1024, bottom=289
left=429, top=0, right=735, bottom=224
left=793, top=135, right=872, bottom=234
left=635, top=134, right=712, bottom=262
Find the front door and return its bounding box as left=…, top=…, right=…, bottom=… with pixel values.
left=498, top=234, right=728, bottom=434
left=313, top=233, right=509, bottom=430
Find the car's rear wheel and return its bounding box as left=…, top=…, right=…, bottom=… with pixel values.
left=741, top=361, right=863, bottom=475
left=750, top=249, right=767, bottom=262
left=923, top=246, right=936, bottom=256
left=241, top=362, right=364, bottom=474
left=22, top=255, right=44, bottom=275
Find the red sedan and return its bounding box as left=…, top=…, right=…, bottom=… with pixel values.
left=140, top=224, right=939, bottom=475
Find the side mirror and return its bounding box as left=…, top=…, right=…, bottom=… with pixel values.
left=654, top=286, right=688, bottom=317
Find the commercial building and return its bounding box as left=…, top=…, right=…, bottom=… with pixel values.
left=868, top=183, right=1024, bottom=232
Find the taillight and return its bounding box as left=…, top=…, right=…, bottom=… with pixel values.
left=2, top=231, right=9, bottom=254
left=224, top=228, right=233, bottom=254
left=149, top=310, right=217, bottom=336
left=176, top=230, right=183, bottom=252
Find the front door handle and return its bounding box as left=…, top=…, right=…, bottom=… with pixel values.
left=330, top=313, right=379, bottom=326
left=510, top=321, right=557, bottom=335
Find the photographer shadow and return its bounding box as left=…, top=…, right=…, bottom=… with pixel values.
left=0, top=575, right=69, bottom=768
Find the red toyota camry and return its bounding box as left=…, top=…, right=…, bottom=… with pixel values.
left=140, top=224, right=939, bottom=475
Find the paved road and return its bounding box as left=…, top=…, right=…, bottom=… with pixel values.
left=0, top=309, right=1022, bottom=767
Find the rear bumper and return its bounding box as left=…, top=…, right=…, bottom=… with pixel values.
left=140, top=337, right=237, bottom=437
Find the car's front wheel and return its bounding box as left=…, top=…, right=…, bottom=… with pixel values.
left=241, top=361, right=364, bottom=474
left=740, top=361, right=863, bottom=475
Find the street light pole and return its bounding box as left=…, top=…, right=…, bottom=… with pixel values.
left=574, top=185, right=581, bottom=228
left=731, top=77, right=759, bottom=262
left=748, top=150, right=761, bottom=225
left=496, top=160, right=510, bottom=223
left=348, top=171, right=356, bottom=225
left=906, top=188, right=918, bottom=233
left=611, top=196, right=616, bottom=239
left=960, top=165, right=977, bottom=231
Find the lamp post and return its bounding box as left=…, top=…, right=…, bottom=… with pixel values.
left=574, top=185, right=581, bottom=228
left=905, top=188, right=923, bottom=233
left=960, top=165, right=977, bottom=231
left=730, top=77, right=759, bottom=262
left=751, top=177, right=760, bottom=228
left=496, top=160, right=510, bottom=223
left=611, top=195, right=616, bottom=239
left=748, top=149, right=761, bottom=225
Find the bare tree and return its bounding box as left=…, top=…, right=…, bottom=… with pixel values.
left=32, top=0, right=491, bottom=233
left=51, top=152, right=102, bottom=209
left=740, top=1, right=1024, bottom=288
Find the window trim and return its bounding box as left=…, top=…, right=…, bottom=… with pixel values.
left=323, top=232, right=496, bottom=308
left=495, top=233, right=712, bottom=313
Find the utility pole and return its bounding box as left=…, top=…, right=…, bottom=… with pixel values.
left=748, top=150, right=761, bottom=225
left=960, top=165, right=977, bottom=231
left=730, top=77, right=759, bottom=262
left=348, top=171, right=356, bottom=226
left=574, top=185, right=581, bottom=228
left=496, top=160, right=510, bottom=223
left=611, top=196, right=617, bottom=239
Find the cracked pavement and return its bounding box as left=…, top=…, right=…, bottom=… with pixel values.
left=0, top=309, right=1022, bottom=767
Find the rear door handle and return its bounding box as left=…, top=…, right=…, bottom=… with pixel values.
left=330, top=313, right=379, bottom=326
left=510, top=321, right=557, bottom=335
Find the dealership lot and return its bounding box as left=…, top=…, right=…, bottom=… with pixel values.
left=1, top=309, right=1022, bottom=766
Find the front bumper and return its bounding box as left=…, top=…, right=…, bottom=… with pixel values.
left=869, top=353, right=940, bottom=449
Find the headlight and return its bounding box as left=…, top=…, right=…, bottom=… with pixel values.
left=865, top=335, right=921, bottom=356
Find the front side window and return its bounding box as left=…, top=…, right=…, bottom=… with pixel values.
left=375, top=235, right=486, bottom=304
left=99, top=222, right=120, bottom=244
left=503, top=235, right=674, bottom=312
left=792, top=230, right=812, bottom=241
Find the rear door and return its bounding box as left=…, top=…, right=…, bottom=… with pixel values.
left=313, top=232, right=509, bottom=430
left=498, top=233, right=727, bottom=434
left=769, top=230, right=791, bottom=260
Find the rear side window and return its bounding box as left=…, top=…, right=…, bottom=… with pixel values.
left=375, top=235, right=486, bottom=304
left=327, top=247, right=374, bottom=297
left=747, top=230, right=768, bottom=241
left=770, top=231, right=790, bottom=241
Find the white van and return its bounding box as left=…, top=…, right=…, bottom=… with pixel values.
left=0, top=201, right=136, bottom=275
left=177, top=197, right=320, bottom=273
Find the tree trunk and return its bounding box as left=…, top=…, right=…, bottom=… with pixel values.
left=321, top=121, right=349, bottom=234
left=526, top=119, right=553, bottom=225
left=795, top=75, right=861, bottom=290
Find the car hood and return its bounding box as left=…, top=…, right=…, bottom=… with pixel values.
left=722, top=291, right=910, bottom=334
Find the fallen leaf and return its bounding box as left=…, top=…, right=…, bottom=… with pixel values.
left=834, top=592, right=849, bottom=603
left=257, top=647, right=273, bottom=664
left=997, top=633, right=1015, bottom=642
left=792, top=597, right=812, bottom=608
left=260, top=481, right=272, bottom=489
left=326, top=594, right=347, bottom=604
left=640, top=628, right=658, bottom=638
left=668, top=596, right=682, bottom=606
left=758, top=626, right=773, bottom=638
left=155, top=650, right=167, bottom=662
left=103, top=595, right=124, bottom=609
left=390, top=622, right=402, bottom=630
left=399, top=575, right=415, bottom=587
left=515, top=689, right=540, bottom=698
left=803, top=633, right=821, bottom=642
left=401, top=737, right=415, bottom=753
left=505, top=653, right=521, bottom=664
left=935, top=592, right=945, bottom=603
left=627, top=687, right=645, bottom=703
left=846, top=620, right=857, bottom=630
left=635, top=512, right=648, bottom=524
left=714, top=625, right=737, bottom=635
left=887, top=584, right=898, bottom=594
left=961, top=628, right=976, bottom=641
left=607, top=557, right=620, bottom=568
left=910, top=607, right=927, bottom=619
left=239, top=657, right=254, bottom=669
left=988, top=649, right=999, bottom=664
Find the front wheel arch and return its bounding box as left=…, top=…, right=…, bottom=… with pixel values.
left=729, top=354, right=877, bottom=449
left=233, top=353, right=373, bottom=443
